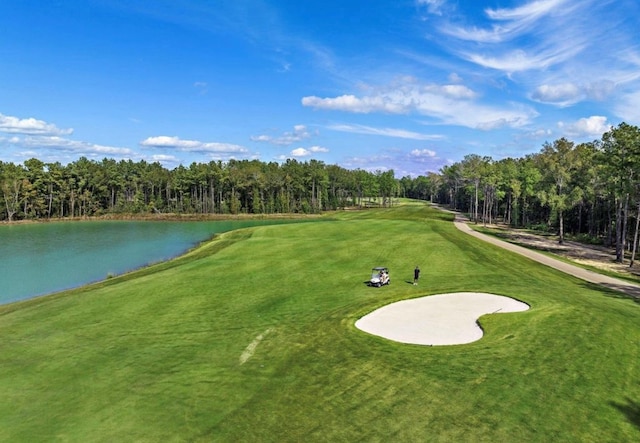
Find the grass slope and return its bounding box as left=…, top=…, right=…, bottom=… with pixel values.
left=1, top=202, right=638, bottom=442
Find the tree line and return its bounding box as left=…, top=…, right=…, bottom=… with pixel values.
left=3, top=122, right=640, bottom=262
left=401, top=122, right=640, bottom=265
left=0, top=157, right=398, bottom=221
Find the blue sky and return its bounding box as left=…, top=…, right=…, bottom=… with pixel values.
left=1, top=0, right=639, bottom=177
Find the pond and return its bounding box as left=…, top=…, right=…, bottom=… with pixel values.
left=0, top=219, right=295, bottom=305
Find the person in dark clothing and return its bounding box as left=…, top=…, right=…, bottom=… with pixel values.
left=413, top=266, right=420, bottom=285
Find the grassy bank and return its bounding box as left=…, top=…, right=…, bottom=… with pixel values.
left=1, top=201, right=638, bottom=441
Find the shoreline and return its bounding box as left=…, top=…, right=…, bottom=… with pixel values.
left=0, top=212, right=325, bottom=225
left=1, top=216, right=318, bottom=307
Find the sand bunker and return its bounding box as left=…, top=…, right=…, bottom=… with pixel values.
left=355, top=292, right=529, bottom=346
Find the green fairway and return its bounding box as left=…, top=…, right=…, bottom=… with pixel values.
left=1, top=202, right=638, bottom=442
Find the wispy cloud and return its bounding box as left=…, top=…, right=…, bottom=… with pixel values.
left=427, top=0, right=621, bottom=88
left=463, top=44, right=584, bottom=73
left=420, top=0, right=640, bottom=124
left=487, top=0, right=567, bottom=20
left=615, top=91, right=640, bottom=123
left=482, top=0, right=572, bottom=40
left=416, top=0, right=448, bottom=16
left=193, top=81, right=208, bottom=95
left=442, top=0, right=579, bottom=44
left=328, top=123, right=443, bottom=140
left=251, top=124, right=314, bottom=146
left=448, top=0, right=589, bottom=74
left=305, top=78, right=536, bottom=130
left=520, top=128, right=553, bottom=140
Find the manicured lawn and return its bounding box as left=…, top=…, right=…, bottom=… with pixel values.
left=1, top=202, right=638, bottom=442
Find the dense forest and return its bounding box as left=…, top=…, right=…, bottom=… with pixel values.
left=0, top=157, right=398, bottom=219
left=2, top=122, right=640, bottom=261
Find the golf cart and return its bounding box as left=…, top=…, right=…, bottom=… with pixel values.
left=369, top=267, right=390, bottom=287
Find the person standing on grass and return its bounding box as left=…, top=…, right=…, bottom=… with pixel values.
left=413, top=266, right=420, bottom=285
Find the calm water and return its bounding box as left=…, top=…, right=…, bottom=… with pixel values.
left=0, top=220, right=290, bottom=304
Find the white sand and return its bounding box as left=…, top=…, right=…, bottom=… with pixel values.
left=355, top=292, right=529, bottom=346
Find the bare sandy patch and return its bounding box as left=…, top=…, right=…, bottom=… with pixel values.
left=239, top=328, right=273, bottom=364
left=355, top=293, right=529, bottom=346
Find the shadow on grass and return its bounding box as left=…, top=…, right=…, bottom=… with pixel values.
left=582, top=281, right=640, bottom=304
left=610, top=397, right=640, bottom=430
left=598, top=282, right=640, bottom=302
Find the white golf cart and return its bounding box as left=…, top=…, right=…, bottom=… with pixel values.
left=369, top=267, right=390, bottom=287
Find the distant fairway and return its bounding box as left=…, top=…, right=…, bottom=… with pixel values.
left=1, top=202, right=638, bottom=442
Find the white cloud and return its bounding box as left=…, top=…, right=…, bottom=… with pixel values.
left=290, top=148, right=309, bottom=157
left=531, top=83, right=582, bottom=106
left=557, top=116, right=610, bottom=138
left=531, top=79, right=618, bottom=106
left=140, top=135, right=248, bottom=153
left=0, top=113, right=73, bottom=136
left=410, top=149, right=437, bottom=159
left=408, top=148, right=440, bottom=166
left=290, top=146, right=329, bottom=157
left=3, top=135, right=132, bottom=156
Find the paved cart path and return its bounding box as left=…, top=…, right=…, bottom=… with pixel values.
left=451, top=212, right=640, bottom=299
